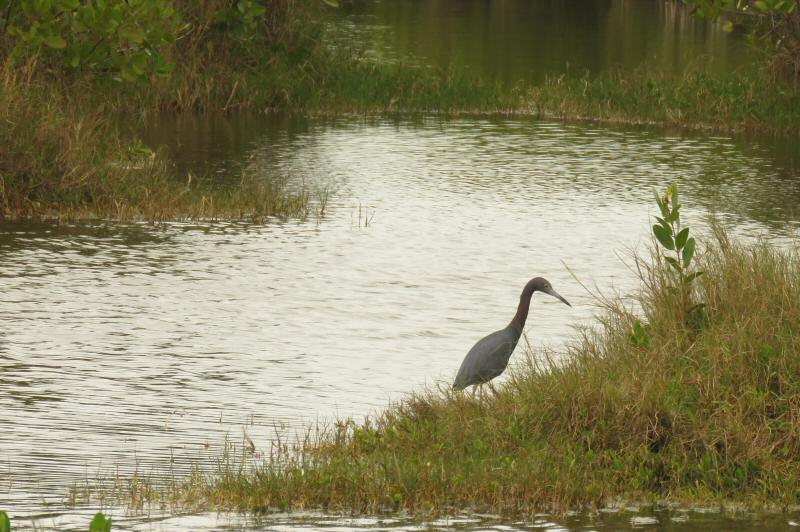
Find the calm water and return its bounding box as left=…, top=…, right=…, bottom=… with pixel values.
left=331, top=0, right=752, bottom=82
left=2, top=115, right=799, bottom=530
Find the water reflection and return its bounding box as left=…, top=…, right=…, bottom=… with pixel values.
left=332, top=0, right=751, bottom=82
left=145, top=114, right=800, bottom=228
left=1, top=117, right=799, bottom=526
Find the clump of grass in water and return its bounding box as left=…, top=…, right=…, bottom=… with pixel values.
left=0, top=510, right=111, bottom=531
left=109, top=189, right=800, bottom=516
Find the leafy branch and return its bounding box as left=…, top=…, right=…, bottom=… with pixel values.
left=652, top=183, right=702, bottom=286
left=632, top=184, right=706, bottom=349
left=652, top=183, right=707, bottom=331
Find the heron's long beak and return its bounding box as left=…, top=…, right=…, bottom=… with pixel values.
left=543, top=286, right=571, bottom=307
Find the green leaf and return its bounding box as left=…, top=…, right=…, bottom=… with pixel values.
left=120, top=65, right=137, bottom=81
left=1, top=511, right=10, bottom=532
left=682, top=237, right=696, bottom=268
left=667, top=205, right=680, bottom=223
left=120, top=26, right=146, bottom=43
left=653, top=224, right=675, bottom=250
left=675, top=228, right=689, bottom=250
left=669, top=183, right=679, bottom=211
left=683, top=271, right=705, bottom=284
left=154, top=55, right=174, bottom=75
left=45, top=35, right=67, bottom=49
left=655, top=216, right=671, bottom=232
left=129, top=53, right=147, bottom=75
left=630, top=319, right=650, bottom=348
left=653, top=188, right=669, bottom=217
left=89, top=512, right=112, bottom=532
left=665, top=256, right=681, bottom=271
left=722, top=20, right=734, bottom=32
left=108, top=5, right=124, bottom=23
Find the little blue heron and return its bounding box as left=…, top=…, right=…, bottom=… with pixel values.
left=452, top=277, right=571, bottom=391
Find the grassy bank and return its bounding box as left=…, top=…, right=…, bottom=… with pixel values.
left=527, top=68, right=800, bottom=134
left=272, top=61, right=800, bottom=133
left=119, top=222, right=800, bottom=516
left=0, top=61, right=312, bottom=221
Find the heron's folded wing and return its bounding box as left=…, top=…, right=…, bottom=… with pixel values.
left=454, top=328, right=517, bottom=388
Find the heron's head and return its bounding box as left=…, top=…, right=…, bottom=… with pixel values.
left=530, top=277, right=571, bottom=307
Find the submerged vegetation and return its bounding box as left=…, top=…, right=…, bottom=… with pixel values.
left=101, top=188, right=800, bottom=515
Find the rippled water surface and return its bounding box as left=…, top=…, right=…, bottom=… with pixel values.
left=2, top=116, right=799, bottom=530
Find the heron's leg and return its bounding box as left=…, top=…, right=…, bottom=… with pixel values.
left=476, top=383, right=486, bottom=402
left=488, top=381, right=498, bottom=396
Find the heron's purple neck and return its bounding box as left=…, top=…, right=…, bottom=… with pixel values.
left=509, top=283, right=537, bottom=333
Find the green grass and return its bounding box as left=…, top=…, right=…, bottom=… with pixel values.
left=270, top=58, right=799, bottom=134
left=117, top=224, right=800, bottom=516
left=527, top=67, right=800, bottom=134
left=135, top=45, right=800, bottom=135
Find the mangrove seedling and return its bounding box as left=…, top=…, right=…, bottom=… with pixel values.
left=652, top=183, right=706, bottom=327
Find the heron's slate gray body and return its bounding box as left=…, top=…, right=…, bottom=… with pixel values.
left=452, top=277, right=570, bottom=390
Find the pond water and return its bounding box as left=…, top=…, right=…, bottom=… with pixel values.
left=330, top=0, right=753, bottom=82
left=3, top=3, right=800, bottom=530
left=2, top=114, right=799, bottom=530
